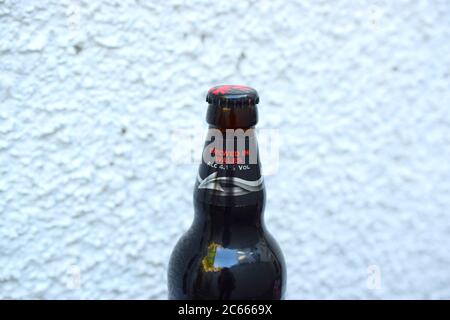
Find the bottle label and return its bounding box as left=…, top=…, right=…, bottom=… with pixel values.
left=195, top=129, right=264, bottom=203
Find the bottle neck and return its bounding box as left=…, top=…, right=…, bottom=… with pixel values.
left=206, top=101, right=258, bottom=128
left=194, top=127, right=265, bottom=208
left=194, top=197, right=265, bottom=226
left=193, top=196, right=266, bottom=247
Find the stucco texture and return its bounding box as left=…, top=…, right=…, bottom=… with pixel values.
left=1, top=0, right=450, bottom=299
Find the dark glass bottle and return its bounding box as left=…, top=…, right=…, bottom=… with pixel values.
left=168, top=85, right=286, bottom=300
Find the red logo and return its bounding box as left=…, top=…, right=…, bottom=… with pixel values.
left=210, top=85, right=250, bottom=95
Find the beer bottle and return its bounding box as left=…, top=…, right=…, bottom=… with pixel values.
left=168, top=85, right=286, bottom=300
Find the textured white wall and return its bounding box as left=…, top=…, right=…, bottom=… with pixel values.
left=1, top=0, right=450, bottom=299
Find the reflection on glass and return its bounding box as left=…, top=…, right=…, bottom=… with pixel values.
left=202, top=243, right=221, bottom=272
left=201, top=243, right=261, bottom=272
left=214, top=247, right=238, bottom=268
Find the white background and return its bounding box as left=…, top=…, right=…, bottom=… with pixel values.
left=1, top=0, right=450, bottom=299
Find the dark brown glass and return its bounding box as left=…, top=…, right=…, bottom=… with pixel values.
left=168, top=101, right=286, bottom=300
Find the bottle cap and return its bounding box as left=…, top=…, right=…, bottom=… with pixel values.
left=206, top=85, right=259, bottom=107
